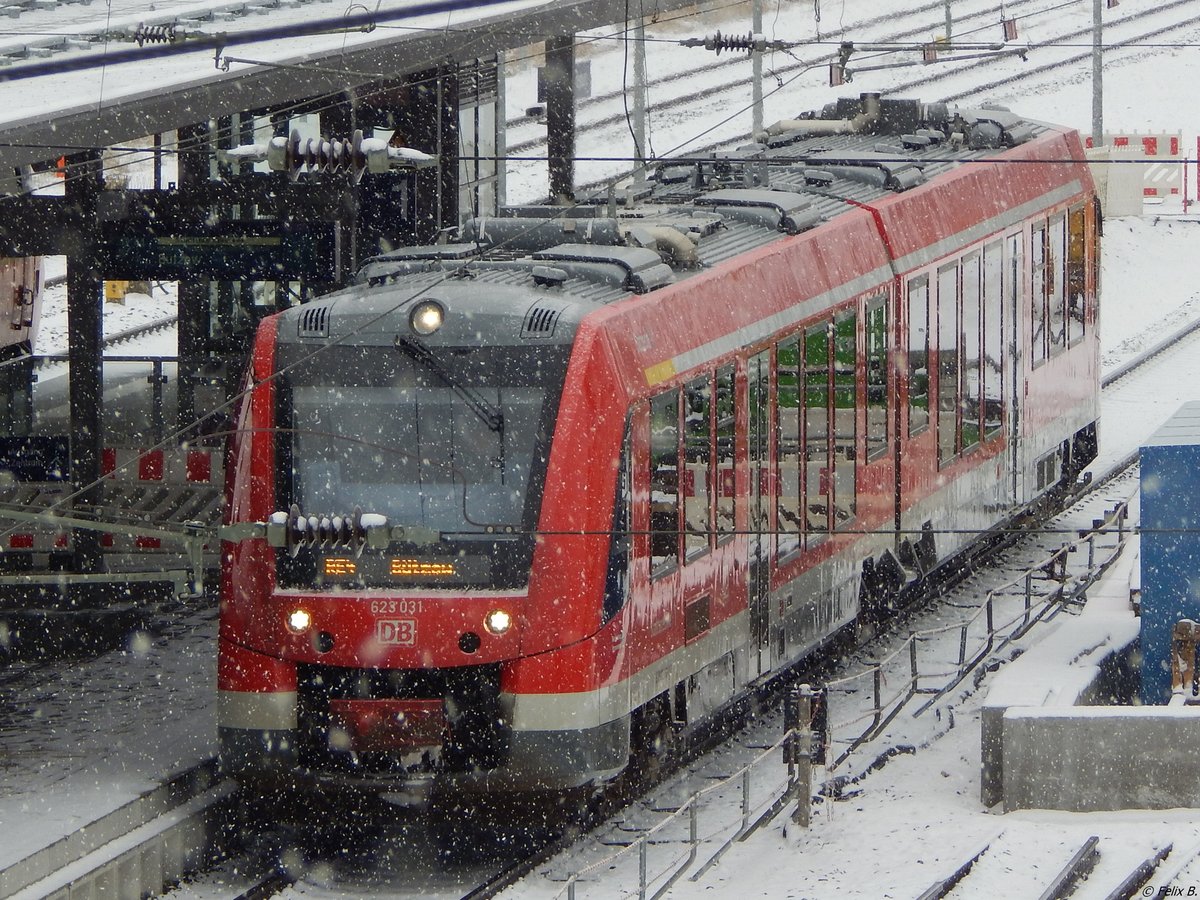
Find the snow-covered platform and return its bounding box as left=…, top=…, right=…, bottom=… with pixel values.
left=982, top=527, right=1200, bottom=813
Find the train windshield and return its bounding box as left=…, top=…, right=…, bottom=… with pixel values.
left=281, top=343, right=567, bottom=536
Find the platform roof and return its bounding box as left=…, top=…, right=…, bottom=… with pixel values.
left=0, top=0, right=701, bottom=173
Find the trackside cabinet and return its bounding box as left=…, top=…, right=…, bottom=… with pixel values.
left=1140, top=401, right=1200, bottom=703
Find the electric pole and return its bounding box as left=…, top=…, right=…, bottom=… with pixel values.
left=1092, top=0, right=1103, bottom=146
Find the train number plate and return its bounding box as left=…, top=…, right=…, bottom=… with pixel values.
left=376, top=619, right=416, bottom=646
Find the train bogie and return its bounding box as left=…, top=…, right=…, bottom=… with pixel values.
left=219, top=94, right=1099, bottom=801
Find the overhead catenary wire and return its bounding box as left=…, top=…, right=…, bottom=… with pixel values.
left=6, top=0, right=1179, bottom=186
left=0, top=0, right=1177, bottom=541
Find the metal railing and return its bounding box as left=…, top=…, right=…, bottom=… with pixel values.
left=824, top=500, right=1129, bottom=772
left=553, top=498, right=1133, bottom=898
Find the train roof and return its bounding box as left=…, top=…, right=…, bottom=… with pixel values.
left=354, top=94, right=1072, bottom=296
left=282, top=94, right=1086, bottom=353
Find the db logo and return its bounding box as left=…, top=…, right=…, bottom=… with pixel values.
left=376, top=619, right=416, bottom=646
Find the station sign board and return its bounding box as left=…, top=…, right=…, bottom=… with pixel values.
left=100, top=222, right=338, bottom=281
left=0, top=435, right=69, bottom=481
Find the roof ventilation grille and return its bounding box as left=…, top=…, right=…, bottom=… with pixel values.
left=298, top=305, right=330, bottom=338
left=521, top=304, right=562, bottom=339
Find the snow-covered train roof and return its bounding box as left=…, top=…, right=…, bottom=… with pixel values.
left=356, top=93, right=1064, bottom=302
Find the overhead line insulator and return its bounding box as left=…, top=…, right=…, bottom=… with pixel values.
left=218, top=129, right=437, bottom=181
left=679, top=30, right=792, bottom=55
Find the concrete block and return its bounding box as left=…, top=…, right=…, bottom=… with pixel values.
left=1003, top=707, right=1200, bottom=812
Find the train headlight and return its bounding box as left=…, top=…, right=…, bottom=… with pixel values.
left=286, top=609, right=312, bottom=634
left=484, top=608, right=513, bottom=636
left=410, top=300, right=445, bottom=336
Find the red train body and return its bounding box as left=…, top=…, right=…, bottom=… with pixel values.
left=219, top=95, right=1099, bottom=798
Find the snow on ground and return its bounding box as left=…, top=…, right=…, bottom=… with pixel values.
left=7, top=1, right=1200, bottom=895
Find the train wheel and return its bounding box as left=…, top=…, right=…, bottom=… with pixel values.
left=630, top=695, right=678, bottom=787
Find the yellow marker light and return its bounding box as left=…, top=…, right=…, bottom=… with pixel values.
left=390, top=558, right=456, bottom=577
left=485, top=608, right=513, bottom=636
left=287, top=609, right=312, bottom=634
left=323, top=557, right=357, bottom=576
left=410, top=300, right=445, bottom=336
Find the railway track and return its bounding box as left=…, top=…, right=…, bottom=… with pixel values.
left=9, top=276, right=1200, bottom=900
left=0, top=348, right=1180, bottom=897
left=506, top=0, right=1053, bottom=146
left=505, top=0, right=1200, bottom=199
left=920, top=833, right=1200, bottom=900
left=117, top=319, right=1189, bottom=899
left=7, top=7, right=1200, bottom=895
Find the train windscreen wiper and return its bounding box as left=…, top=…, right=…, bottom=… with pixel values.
left=393, top=335, right=504, bottom=435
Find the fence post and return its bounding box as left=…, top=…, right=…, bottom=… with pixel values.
left=1024, top=572, right=1033, bottom=625
left=789, top=685, right=813, bottom=827
left=741, top=768, right=751, bottom=834
left=871, top=667, right=882, bottom=732
left=909, top=638, right=919, bottom=698
left=639, top=834, right=648, bottom=900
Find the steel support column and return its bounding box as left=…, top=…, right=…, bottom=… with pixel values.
left=544, top=35, right=576, bottom=204
left=65, top=149, right=104, bottom=573
left=176, top=122, right=212, bottom=435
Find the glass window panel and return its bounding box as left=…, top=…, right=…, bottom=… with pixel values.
left=1031, top=223, right=1048, bottom=366
left=805, top=322, right=831, bottom=536
left=961, top=253, right=982, bottom=454
left=715, top=365, right=736, bottom=538
left=833, top=313, right=857, bottom=527
left=1067, top=204, right=1087, bottom=346
left=650, top=391, right=679, bottom=575
left=291, top=358, right=548, bottom=531
left=907, top=277, right=930, bottom=437
left=748, top=352, right=770, bottom=538
left=1048, top=214, right=1066, bottom=355
left=775, top=338, right=801, bottom=556
left=937, top=263, right=959, bottom=466
left=865, top=298, right=888, bottom=462
left=684, top=375, right=713, bottom=559
left=983, top=241, right=1004, bottom=440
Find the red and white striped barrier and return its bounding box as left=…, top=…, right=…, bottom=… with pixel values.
left=100, top=446, right=220, bottom=485
left=1086, top=132, right=1183, bottom=198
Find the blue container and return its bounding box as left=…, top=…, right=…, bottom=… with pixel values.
left=1140, top=400, right=1200, bottom=703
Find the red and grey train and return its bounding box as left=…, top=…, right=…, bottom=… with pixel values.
left=218, top=93, right=1099, bottom=798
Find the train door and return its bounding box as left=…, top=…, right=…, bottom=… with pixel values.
left=747, top=350, right=771, bottom=677
left=982, top=240, right=1011, bottom=505
left=1005, top=231, right=1025, bottom=503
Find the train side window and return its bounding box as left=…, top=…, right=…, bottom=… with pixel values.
left=715, top=365, right=736, bottom=542
left=833, top=312, right=857, bottom=527
left=684, top=374, right=713, bottom=560
left=1031, top=222, right=1048, bottom=367
left=937, top=262, right=959, bottom=467
left=602, top=422, right=631, bottom=625
left=805, top=321, right=831, bottom=536
left=776, top=336, right=802, bottom=557
left=907, top=276, right=930, bottom=437
left=983, top=241, right=1004, bottom=440
left=865, top=296, right=888, bottom=462
left=1066, top=204, right=1087, bottom=346
left=1048, top=214, right=1067, bottom=356
left=961, top=252, right=982, bottom=454
left=650, top=390, right=679, bottom=576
